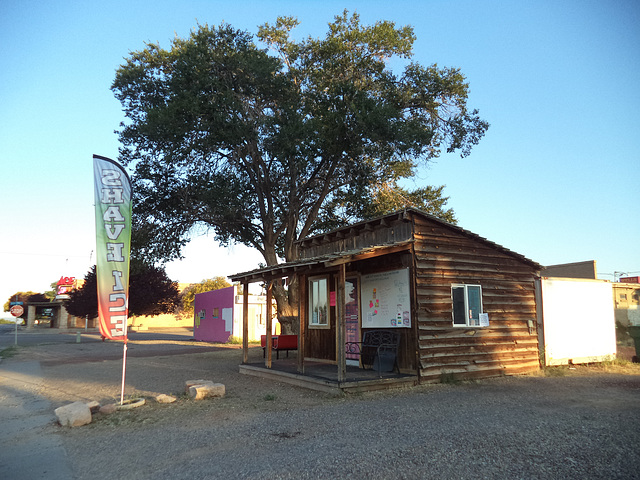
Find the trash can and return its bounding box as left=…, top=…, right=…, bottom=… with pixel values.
left=628, top=326, right=640, bottom=362
left=372, top=348, right=397, bottom=374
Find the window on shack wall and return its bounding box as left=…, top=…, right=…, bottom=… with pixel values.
left=452, top=284, right=483, bottom=326
left=309, top=276, right=329, bottom=328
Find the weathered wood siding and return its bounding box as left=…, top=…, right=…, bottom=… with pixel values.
left=298, top=219, right=413, bottom=259
left=411, top=214, right=540, bottom=382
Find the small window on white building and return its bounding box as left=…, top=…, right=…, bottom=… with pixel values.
left=452, top=284, right=483, bottom=326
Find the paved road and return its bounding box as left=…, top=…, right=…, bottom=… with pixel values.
left=0, top=324, right=195, bottom=348
left=0, top=360, right=74, bottom=479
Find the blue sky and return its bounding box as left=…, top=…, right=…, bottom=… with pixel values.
left=2, top=0, right=639, bottom=316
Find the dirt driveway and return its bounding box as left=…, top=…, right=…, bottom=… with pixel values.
left=2, top=337, right=640, bottom=479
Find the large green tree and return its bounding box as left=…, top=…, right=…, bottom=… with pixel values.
left=4, top=291, right=43, bottom=312
left=112, top=11, right=488, bottom=332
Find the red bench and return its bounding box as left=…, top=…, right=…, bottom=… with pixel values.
left=261, top=335, right=298, bottom=359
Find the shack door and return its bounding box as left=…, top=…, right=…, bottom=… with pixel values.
left=345, top=277, right=360, bottom=366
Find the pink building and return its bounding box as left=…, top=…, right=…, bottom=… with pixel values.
left=193, top=286, right=275, bottom=342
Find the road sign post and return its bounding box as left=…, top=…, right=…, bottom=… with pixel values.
left=10, top=305, right=24, bottom=345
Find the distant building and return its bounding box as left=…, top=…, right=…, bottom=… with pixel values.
left=193, top=285, right=276, bottom=343
left=25, top=301, right=91, bottom=329
left=540, top=260, right=597, bottom=279
left=619, top=276, right=640, bottom=284
left=613, top=281, right=640, bottom=327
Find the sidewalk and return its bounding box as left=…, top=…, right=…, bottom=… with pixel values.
left=0, top=360, right=74, bottom=479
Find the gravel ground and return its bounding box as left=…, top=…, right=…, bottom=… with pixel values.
left=2, top=339, right=640, bottom=479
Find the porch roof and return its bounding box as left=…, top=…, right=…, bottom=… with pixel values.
left=229, top=239, right=413, bottom=284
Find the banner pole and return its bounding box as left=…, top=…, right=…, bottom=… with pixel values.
left=120, top=339, right=128, bottom=405
left=14, top=294, right=18, bottom=345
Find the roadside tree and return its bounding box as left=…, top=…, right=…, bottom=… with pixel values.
left=64, top=261, right=180, bottom=319
left=4, top=291, right=43, bottom=312
left=112, top=11, right=488, bottom=332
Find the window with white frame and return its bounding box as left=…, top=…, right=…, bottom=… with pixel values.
left=309, top=276, right=329, bottom=328
left=452, top=284, right=483, bottom=326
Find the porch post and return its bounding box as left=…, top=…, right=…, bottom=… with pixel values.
left=297, top=274, right=305, bottom=374
left=337, top=264, right=346, bottom=382
left=58, top=307, right=69, bottom=329
left=26, top=305, right=36, bottom=329
left=242, top=282, right=249, bottom=364
left=265, top=280, right=273, bottom=369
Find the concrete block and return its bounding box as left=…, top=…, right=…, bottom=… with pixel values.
left=188, top=382, right=225, bottom=400
left=155, top=394, right=177, bottom=404
left=55, top=402, right=92, bottom=427
left=86, top=401, right=101, bottom=413
left=185, top=379, right=210, bottom=393
left=99, top=404, right=117, bottom=415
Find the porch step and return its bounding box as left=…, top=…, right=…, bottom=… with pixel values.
left=239, top=364, right=418, bottom=394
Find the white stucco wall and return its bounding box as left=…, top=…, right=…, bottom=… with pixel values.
left=539, top=278, right=616, bottom=365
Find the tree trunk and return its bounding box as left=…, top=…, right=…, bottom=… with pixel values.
left=262, top=233, right=300, bottom=335
left=272, top=277, right=299, bottom=334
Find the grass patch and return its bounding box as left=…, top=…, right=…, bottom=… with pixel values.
left=542, top=366, right=567, bottom=377
left=226, top=336, right=260, bottom=345
left=0, top=346, right=19, bottom=359
left=263, top=393, right=277, bottom=401
left=581, top=359, right=640, bottom=375
left=598, top=355, right=632, bottom=367
left=539, top=358, right=640, bottom=377
left=439, top=372, right=462, bottom=384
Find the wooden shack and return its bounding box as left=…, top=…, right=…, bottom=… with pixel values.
left=231, top=208, right=541, bottom=388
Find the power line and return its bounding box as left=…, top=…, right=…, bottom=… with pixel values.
left=0, top=251, right=91, bottom=259
left=600, top=271, right=640, bottom=282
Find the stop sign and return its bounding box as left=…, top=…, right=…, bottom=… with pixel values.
left=10, top=305, right=24, bottom=317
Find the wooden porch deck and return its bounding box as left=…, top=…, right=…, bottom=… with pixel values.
left=239, top=355, right=419, bottom=394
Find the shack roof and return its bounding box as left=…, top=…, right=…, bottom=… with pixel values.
left=229, top=207, right=540, bottom=283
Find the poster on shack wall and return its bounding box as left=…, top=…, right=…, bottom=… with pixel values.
left=361, top=268, right=411, bottom=328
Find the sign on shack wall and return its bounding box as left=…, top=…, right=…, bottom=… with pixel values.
left=361, top=268, right=411, bottom=328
